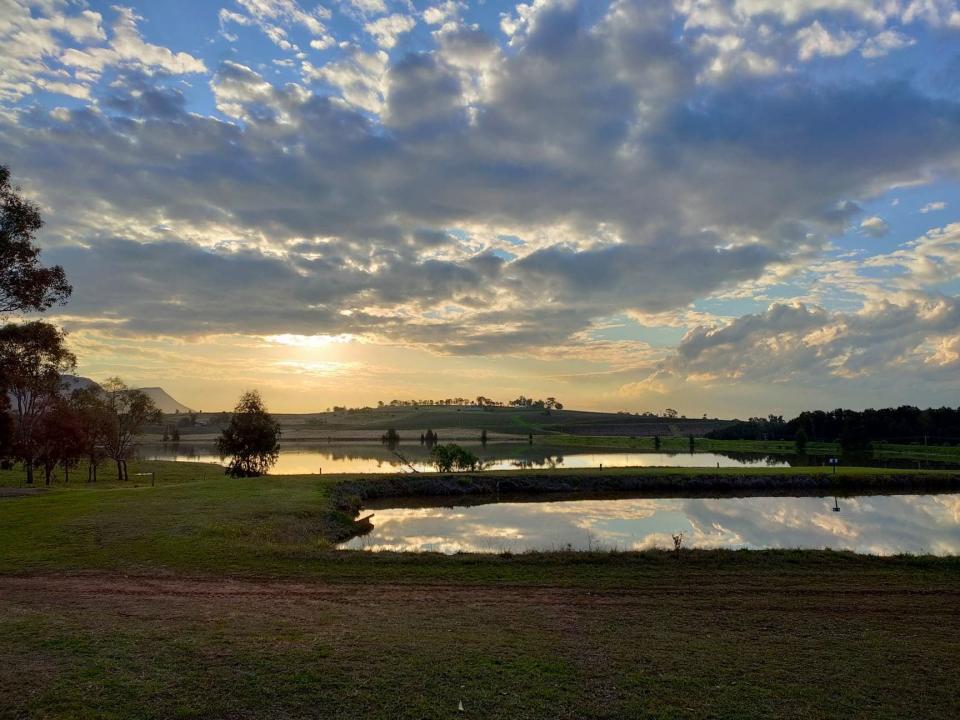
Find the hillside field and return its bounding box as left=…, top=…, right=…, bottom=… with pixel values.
left=147, top=405, right=731, bottom=442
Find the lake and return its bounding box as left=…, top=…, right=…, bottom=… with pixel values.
left=340, top=494, right=960, bottom=556
left=138, top=441, right=792, bottom=474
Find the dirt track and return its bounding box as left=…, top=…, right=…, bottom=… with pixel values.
left=3, top=572, right=958, bottom=607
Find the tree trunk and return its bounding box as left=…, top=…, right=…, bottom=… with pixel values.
left=44, top=464, right=52, bottom=486
left=116, top=459, right=124, bottom=481
left=25, top=461, right=33, bottom=485
left=63, top=464, right=70, bottom=483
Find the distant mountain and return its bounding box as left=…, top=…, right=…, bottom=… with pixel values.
left=61, top=375, right=100, bottom=394
left=7, top=378, right=191, bottom=415
left=137, top=387, right=193, bottom=414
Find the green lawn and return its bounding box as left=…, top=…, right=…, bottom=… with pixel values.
left=1, top=461, right=959, bottom=719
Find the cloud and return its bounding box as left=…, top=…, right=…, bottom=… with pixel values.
left=348, top=0, right=388, bottom=15
left=364, top=13, right=417, bottom=49
left=920, top=201, right=947, bottom=213
left=219, top=0, right=335, bottom=51
left=60, top=6, right=206, bottom=75
left=304, top=49, right=389, bottom=113
left=0, top=2, right=105, bottom=100
left=666, top=296, right=960, bottom=384
left=861, top=29, right=916, bottom=58
left=424, top=2, right=462, bottom=25
left=795, top=21, right=860, bottom=61
left=859, top=215, right=890, bottom=237
left=2, top=0, right=960, bottom=412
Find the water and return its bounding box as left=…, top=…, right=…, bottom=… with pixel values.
left=138, top=442, right=789, bottom=474
left=340, top=494, right=960, bottom=556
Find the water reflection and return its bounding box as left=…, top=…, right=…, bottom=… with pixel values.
left=138, top=442, right=791, bottom=474
left=340, top=494, right=960, bottom=556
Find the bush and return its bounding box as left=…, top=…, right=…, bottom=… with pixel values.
left=429, top=444, right=480, bottom=472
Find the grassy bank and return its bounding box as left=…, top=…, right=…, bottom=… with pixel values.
left=2, top=461, right=959, bottom=719
left=1, top=462, right=958, bottom=578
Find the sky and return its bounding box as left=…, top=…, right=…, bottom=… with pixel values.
left=1, top=0, right=960, bottom=416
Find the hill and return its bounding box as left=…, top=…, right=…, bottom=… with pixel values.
left=138, top=387, right=193, bottom=414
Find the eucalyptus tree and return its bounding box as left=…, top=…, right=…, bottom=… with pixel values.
left=0, top=165, right=70, bottom=314
left=217, top=390, right=281, bottom=477
left=0, top=321, right=76, bottom=483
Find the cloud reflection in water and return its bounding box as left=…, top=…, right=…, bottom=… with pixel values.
left=342, top=495, right=960, bottom=556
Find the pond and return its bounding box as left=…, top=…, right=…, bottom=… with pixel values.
left=138, top=441, right=791, bottom=474
left=340, top=493, right=960, bottom=556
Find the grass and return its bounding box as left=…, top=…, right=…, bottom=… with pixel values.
left=542, top=434, right=837, bottom=454
left=543, top=434, right=960, bottom=462
left=164, top=405, right=729, bottom=440
left=1, top=461, right=959, bottom=718
left=0, top=457, right=223, bottom=489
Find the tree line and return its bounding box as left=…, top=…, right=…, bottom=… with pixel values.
left=332, top=396, right=565, bottom=412
left=0, top=165, right=168, bottom=483
left=706, top=406, right=960, bottom=449
left=0, top=165, right=282, bottom=482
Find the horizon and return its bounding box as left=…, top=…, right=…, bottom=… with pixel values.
left=3, top=0, right=960, bottom=415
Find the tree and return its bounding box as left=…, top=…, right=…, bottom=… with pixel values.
left=0, top=394, right=13, bottom=462
left=217, top=390, right=281, bottom=477
left=795, top=427, right=808, bottom=455
left=34, top=399, right=83, bottom=485
left=480, top=429, right=488, bottom=445
left=429, top=444, right=479, bottom=472
left=0, top=165, right=71, bottom=314
left=0, top=321, right=76, bottom=484
left=70, top=386, right=110, bottom=482
left=100, top=378, right=162, bottom=481
left=653, top=434, right=661, bottom=451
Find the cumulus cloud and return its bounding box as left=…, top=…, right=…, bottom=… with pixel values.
left=3, top=0, right=960, bottom=409
left=59, top=6, right=206, bottom=75
left=920, top=201, right=947, bottom=213
left=304, top=49, right=389, bottom=113
left=424, top=1, right=462, bottom=25
left=364, top=13, right=417, bottom=49
left=0, top=2, right=105, bottom=100
left=665, top=297, right=960, bottom=384
left=860, top=215, right=890, bottom=237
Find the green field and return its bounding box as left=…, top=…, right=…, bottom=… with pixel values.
left=1, top=461, right=959, bottom=718
left=158, top=404, right=728, bottom=441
